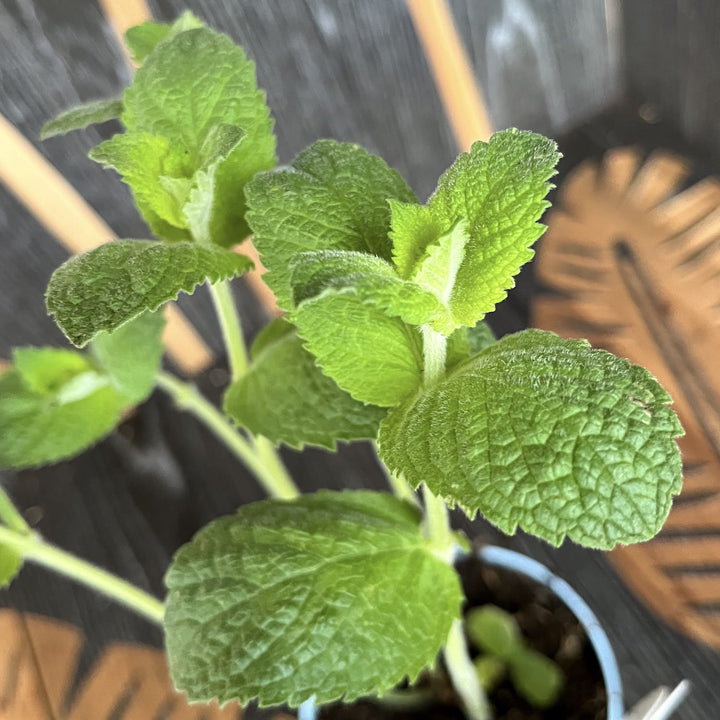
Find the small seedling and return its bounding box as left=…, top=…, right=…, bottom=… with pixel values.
left=467, top=605, right=564, bottom=709
left=0, top=13, right=683, bottom=720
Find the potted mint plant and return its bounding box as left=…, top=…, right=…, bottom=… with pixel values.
left=0, top=13, right=684, bottom=720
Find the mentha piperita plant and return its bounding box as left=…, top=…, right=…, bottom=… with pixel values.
left=0, top=12, right=683, bottom=720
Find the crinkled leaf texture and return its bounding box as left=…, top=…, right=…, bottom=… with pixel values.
left=224, top=318, right=386, bottom=449
left=391, top=129, right=560, bottom=329
left=0, top=349, right=126, bottom=469
left=40, top=98, right=123, bottom=140
left=90, top=311, right=166, bottom=404
left=378, top=330, right=684, bottom=549
left=46, top=240, right=252, bottom=347
left=117, top=26, right=276, bottom=246
left=246, top=140, right=416, bottom=309
left=293, top=289, right=423, bottom=407
left=164, top=491, right=462, bottom=708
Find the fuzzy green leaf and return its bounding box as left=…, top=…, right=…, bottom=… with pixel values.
left=40, top=98, right=123, bottom=140
left=290, top=250, right=449, bottom=329
left=378, top=330, right=683, bottom=549
left=246, top=140, right=416, bottom=308
left=46, top=240, right=252, bottom=347
left=0, top=350, right=126, bottom=469
left=225, top=319, right=385, bottom=449
left=124, top=11, right=205, bottom=64
left=467, top=320, right=496, bottom=355
left=426, top=129, right=559, bottom=326
left=389, top=201, right=446, bottom=280
left=121, top=27, right=276, bottom=246
left=294, top=289, right=423, bottom=406
left=90, top=311, right=166, bottom=404
left=164, top=491, right=463, bottom=707
left=90, top=132, right=195, bottom=241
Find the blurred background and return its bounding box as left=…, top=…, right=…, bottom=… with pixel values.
left=0, top=1, right=719, bottom=718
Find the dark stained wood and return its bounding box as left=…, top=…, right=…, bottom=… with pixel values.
left=0, top=2, right=719, bottom=718
left=449, top=0, right=622, bottom=137
left=623, top=0, right=720, bottom=163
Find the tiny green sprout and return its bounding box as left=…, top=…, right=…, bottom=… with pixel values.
left=0, top=11, right=683, bottom=720
left=467, top=605, right=564, bottom=709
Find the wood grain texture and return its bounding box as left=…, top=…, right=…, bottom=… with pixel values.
left=0, top=2, right=719, bottom=718
left=623, top=0, right=720, bottom=163
left=0, top=610, right=241, bottom=719
left=449, top=0, right=622, bottom=136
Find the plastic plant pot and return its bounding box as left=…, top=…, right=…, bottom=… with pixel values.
left=297, top=545, right=689, bottom=720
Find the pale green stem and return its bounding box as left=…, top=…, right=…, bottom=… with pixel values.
left=0, top=525, right=164, bottom=625
left=0, top=485, right=30, bottom=534
left=207, top=277, right=299, bottom=500
left=371, top=442, right=418, bottom=506
left=445, top=619, right=492, bottom=720
left=209, top=280, right=248, bottom=382
left=420, top=327, right=490, bottom=720
left=156, top=372, right=299, bottom=500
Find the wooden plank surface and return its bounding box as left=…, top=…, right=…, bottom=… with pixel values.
left=0, top=2, right=718, bottom=718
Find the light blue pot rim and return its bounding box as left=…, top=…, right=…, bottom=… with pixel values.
left=476, top=545, right=623, bottom=720
left=298, top=544, right=624, bottom=720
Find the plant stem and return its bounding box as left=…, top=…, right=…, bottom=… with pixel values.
left=209, top=280, right=248, bottom=382
left=0, top=485, right=29, bottom=534
left=420, top=326, right=490, bottom=720
left=421, top=325, right=447, bottom=388
left=445, top=619, right=491, bottom=720
left=156, top=371, right=299, bottom=500
left=0, top=525, right=164, bottom=625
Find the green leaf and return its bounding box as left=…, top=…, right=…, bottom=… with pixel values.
left=294, top=289, right=423, bottom=406
left=225, top=319, right=385, bottom=449
left=290, top=250, right=449, bottom=329
left=46, top=240, right=252, bottom=347
left=389, top=201, right=446, bottom=280
left=40, top=98, right=123, bottom=140
left=378, top=330, right=684, bottom=549
left=122, top=27, right=276, bottom=246
left=246, top=140, right=416, bottom=308
left=465, top=605, right=522, bottom=660
left=467, top=320, right=496, bottom=355
left=164, top=491, right=463, bottom=707
left=90, top=132, right=195, bottom=240
left=473, top=655, right=506, bottom=692
left=124, top=11, right=205, bottom=64
left=509, top=649, right=564, bottom=708
left=90, top=311, right=166, bottom=404
left=0, top=352, right=126, bottom=469
left=13, top=347, right=89, bottom=395
left=425, top=129, right=559, bottom=327
left=0, top=545, right=22, bottom=588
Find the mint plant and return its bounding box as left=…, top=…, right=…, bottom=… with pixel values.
left=467, top=605, right=564, bottom=709
left=0, top=13, right=683, bottom=720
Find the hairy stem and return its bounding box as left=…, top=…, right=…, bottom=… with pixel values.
left=445, top=619, right=491, bottom=720
left=209, top=280, right=248, bottom=382
left=0, top=525, right=164, bottom=625
left=0, top=485, right=29, bottom=534
left=156, top=372, right=299, bottom=500
left=420, top=326, right=490, bottom=720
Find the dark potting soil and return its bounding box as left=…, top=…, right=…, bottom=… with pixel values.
left=320, top=551, right=606, bottom=720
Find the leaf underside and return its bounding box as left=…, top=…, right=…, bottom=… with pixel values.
left=164, top=491, right=462, bottom=708
left=46, top=240, right=252, bottom=347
